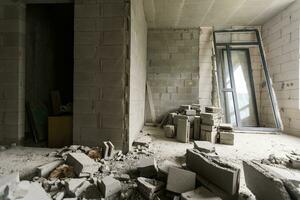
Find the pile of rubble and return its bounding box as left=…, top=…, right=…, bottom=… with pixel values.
left=163, top=105, right=235, bottom=145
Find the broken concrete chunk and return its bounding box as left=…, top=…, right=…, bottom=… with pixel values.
left=186, top=149, right=240, bottom=196
left=166, top=167, right=196, bottom=194
left=137, top=177, right=164, bottom=200
left=37, top=159, right=65, bottom=178
left=137, top=157, right=158, bottom=178
left=66, top=153, right=99, bottom=176
left=181, top=187, right=222, bottom=200
left=201, top=130, right=218, bottom=143
left=201, top=124, right=218, bottom=132
left=101, top=142, right=110, bottom=160
left=177, top=118, right=190, bottom=143
left=243, top=161, right=291, bottom=200
left=98, top=176, right=121, bottom=198
left=194, top=141, right=215, bottom=153
left=164, top=125, right=175, bottom=138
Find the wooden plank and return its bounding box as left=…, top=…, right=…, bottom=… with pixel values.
left=146, top=82, right=156, bottom=123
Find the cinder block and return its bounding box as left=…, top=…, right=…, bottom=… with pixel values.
left=99, top=176, right=121, bottom=198
left=219, top=132, right=234, bottom=145
left=66, top=153, right=99, bottom=177
left=166, top=167, right=196, bottom=194
left=177, top=118, right=190, bottom=143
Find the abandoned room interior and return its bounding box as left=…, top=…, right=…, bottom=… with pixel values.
left=0, top=0, right=300, bottom=199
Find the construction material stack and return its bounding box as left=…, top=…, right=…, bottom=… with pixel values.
left=200, top=107, right=222, bottom=144
left=218, top=123, right=234, bottom=145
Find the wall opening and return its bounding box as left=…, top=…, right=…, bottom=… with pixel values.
left=25, top=3, right=74, bottom=147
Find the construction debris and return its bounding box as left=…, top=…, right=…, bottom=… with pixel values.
left=99, top=176, right=122, bottom=198
left=186, top=148, right=240, bottom=196
left=243, top=161, right=291, bottom=200
left=66, top=153, right=99, bottom=177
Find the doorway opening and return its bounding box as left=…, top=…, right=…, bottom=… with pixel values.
left=25, top=3, right=74, bottom=147
left=213, top=29, right=282, bottom=131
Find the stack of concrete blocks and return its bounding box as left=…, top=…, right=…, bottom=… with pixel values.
left=218, top=123, right=234, bottom=145
left=200, top=107, right=222, bottom=144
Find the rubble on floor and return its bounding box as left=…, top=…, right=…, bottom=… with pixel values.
left=1, top=136, right=299, bottom=200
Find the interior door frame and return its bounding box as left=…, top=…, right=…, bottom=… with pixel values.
left=221, top=47, right=260, bottom=127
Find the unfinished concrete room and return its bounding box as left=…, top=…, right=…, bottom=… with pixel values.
left=0, top=0, right=300, bottom=199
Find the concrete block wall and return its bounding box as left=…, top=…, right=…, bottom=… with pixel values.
left=0, top=1, right=25, bottom=144
left=73, top=0, right=129, bottom=150
left=262, top=0, right=300, bottom=136
left=147, top=29, right=200, bottom=120
left=129, top=0, right=147, bottom=146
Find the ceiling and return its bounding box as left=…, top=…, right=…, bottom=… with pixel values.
left=143, top=0, right=295, bottom=28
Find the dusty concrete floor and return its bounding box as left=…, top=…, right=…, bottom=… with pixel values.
left=0, top=126, right=300, bottom=199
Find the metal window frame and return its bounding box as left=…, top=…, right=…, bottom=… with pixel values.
left=213, top=29, right=283, bottom=131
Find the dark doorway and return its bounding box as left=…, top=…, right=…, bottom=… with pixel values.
left=25, top=3, right=74, bottom=147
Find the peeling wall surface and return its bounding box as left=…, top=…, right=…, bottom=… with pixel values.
left=73, top=0, right=128, bottom=150
left=0, top=1, right=25, bottom=144
left=262, top=0, right=300, bottom=136
left=147, top=29, right=200, bottom=121
left=129, top=0, right=147, bottom=146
